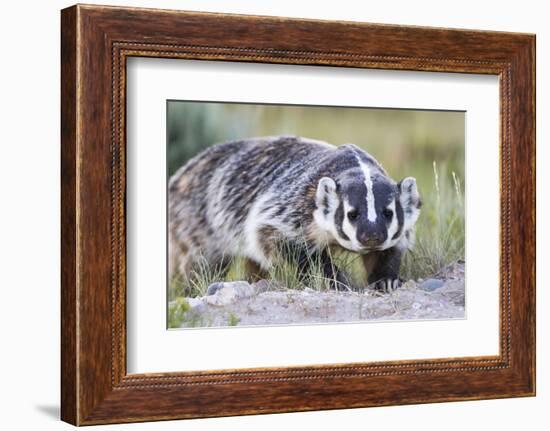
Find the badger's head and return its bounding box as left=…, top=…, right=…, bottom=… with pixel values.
left=313, top=157, right=421, bottom=253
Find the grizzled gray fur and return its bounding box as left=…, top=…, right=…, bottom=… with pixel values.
left=169, top=136, right=421, bottom=291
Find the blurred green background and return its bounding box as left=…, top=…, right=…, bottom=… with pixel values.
left=167, top=101, right=465, bottom=291
left=167, top=101, right=464, bottom=189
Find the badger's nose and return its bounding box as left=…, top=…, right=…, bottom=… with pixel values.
left=359, top=232, right=384, bottom=247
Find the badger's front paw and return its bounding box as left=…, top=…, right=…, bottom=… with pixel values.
left=371, top=278, right=401, bottom=293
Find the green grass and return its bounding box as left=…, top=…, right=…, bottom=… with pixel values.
left=266, top=238, right=365, bottom=292
left=169, top=253, right=245, bottom=299
left=169, top=237, right=367, bottom=302
left=401, top=162, right=465, bottom=280
left=228, top=313, right=241, bottom=326
left=168, top=162, right=464, bottom=304
left=167, top=297, right=190, bottom=328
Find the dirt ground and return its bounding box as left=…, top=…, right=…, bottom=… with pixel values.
left=174, top=261, right=465, bottom=328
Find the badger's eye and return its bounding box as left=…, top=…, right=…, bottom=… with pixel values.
left=383, top=208, right=394, bottom=219
left=347, top=210, right=359, bottom=221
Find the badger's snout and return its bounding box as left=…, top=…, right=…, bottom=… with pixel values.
left=358, top=229, right=385, bottom=248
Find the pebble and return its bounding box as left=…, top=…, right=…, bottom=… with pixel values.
left=204, top=281, right=257, bottom=306
left=206, top=282, right=224, bottom=296
left=418, top=278, right=445, bottom=291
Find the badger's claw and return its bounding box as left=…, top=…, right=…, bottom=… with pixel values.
left=371, top=278, right=401, bottom=293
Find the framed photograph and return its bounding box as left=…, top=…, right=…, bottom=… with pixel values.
left=61, top=4, right=535, bottom=425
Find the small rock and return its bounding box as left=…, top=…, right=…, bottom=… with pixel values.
left=418, top=278, right=445, bottom=291
left=187, top=297, right=203, bottom=308
left=206, top=282, right=224, bottom=296
left=204, top=281, right=256, bottom=306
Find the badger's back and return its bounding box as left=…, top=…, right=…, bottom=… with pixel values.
left=168, top=136, right=337, bottom=266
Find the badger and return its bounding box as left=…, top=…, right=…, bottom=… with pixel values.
left=168, top=136, right=421, bottom=291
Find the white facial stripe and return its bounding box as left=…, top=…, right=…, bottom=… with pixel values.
left=312, top=179, right=353, bottom=251
left=313, top=198, right=360, bottom=252
left=340, top=199, right=363, bottom=251
left=356, top=156, right=377, bottom=222
left=342, top=200, right=358, bottom=245
left=380, top=200, right=399, bottom=250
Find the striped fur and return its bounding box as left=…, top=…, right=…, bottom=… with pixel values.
left=169, top=136, right=421, bottom=290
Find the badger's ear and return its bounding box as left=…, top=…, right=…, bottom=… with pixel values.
left=399, top=177, right=421, bottom=228
left=315, top=177, right=339, bottom=214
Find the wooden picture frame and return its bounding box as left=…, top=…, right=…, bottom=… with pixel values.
left=61, top=4, right=535, bottom=425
